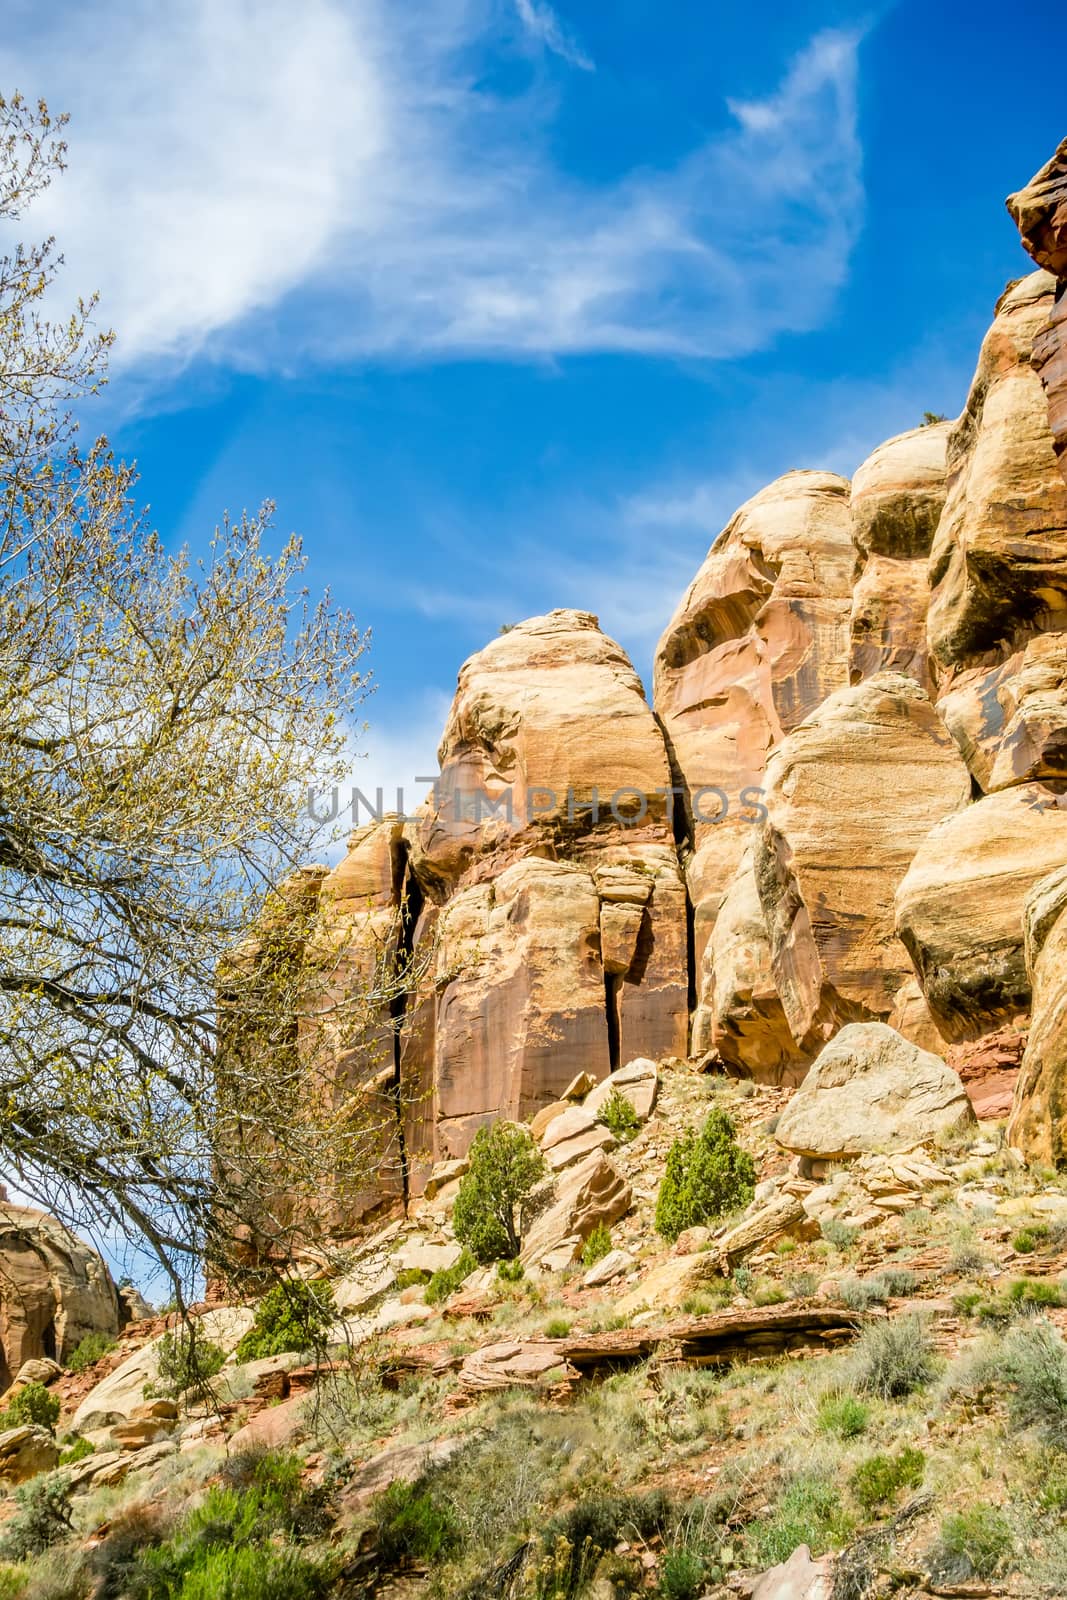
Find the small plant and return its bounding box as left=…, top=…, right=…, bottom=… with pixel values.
left=821, top=1218, right=859, bottom=1252
left=752, top=1281, right=786, bottom=1307
left=544, top=1317, right=572, bottom=1338
left=1013, top=1223, right=1051, bottom=1254
left=928, top=1504, right=1013, bottom=1582
left=497, top=1257, right=524, bottom=1283
left=58, top=1436, right=95, bottom=1466
left=452, top=1121, right=548, bottom=1262
left=850, top=1446, right=925, bottom=1515
left=949, top=1226, right=986, bottom=1275
left=655, top=1110, right=755, bottom=1241
left=425, top=1247, right=477, bottom=1305
left=922, top=410, right=947, bottom=425
left=581, top=1223, right=612, bottom=1268
left=146, top=1328, right=227, bottom=1399
left=877, top=1267, right=917, bottom=1298
left=598, top=1088, right=640, bottom=1143
left=839, top=1277, right=888, bottom=1311
left=816, top=1393, right=869, bottom=1439
left=64, top=1330, right=118, bottom=1373
left=786, top=1271, right=818, bottom=1300
left=1000, top=1320, right=1067, bottom=1442
left=0, top=1382, right=61, bottom=1434
left=747, top=1471, right=854, bottom=1566
left=658, top=1548, right=709, bottom=1600
left=373, top=1478, right=459, bottom=1567
left=234, top=1279, right=336, bottom=1363
left=0, top=1475, right=73, bottom=1560
left=393, top=1267, right=430, bottom=1291
left=850, top=1315, right=938, bottom=1399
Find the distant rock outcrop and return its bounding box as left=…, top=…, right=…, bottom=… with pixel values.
left=0, top=1204, right=119, bottom=1392
left=1008, top=139, right=1067, bottom=480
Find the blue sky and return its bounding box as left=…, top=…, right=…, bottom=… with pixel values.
left=3, top=0, right=1062, bottom=807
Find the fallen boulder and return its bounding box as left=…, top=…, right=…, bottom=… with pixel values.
left=774, top=1023, right=975, bottom=1159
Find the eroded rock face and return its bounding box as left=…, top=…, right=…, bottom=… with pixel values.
left=654, top=471, right=854, bottom=980
left=774, top=1023, right=975, bottom=1159
left=754, top=673, right=971, bottom=1049
left=849, top=423, right=951, bottom=694
left=1008, top=138, right=1067, bottom=278
left=896, top=784, right=1067, bottom=1040
left=927, top=272, right=1067, bottom=668
left=406, top=611, right=688, bottom=1161
left=0, top=1206, right=119, bottom=1392
left=1007, top=866, right=1067, bottom=1163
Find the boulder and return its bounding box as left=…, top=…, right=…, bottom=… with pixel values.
left=540, top=1106, right=616, bottom=1172
left=521, top=1151, right=631, bottom=1269
left=338, top=1436, right=466, bottom=1520
left=11, top=1358, right=62, bottom=1389
left=1007, top=866, right=1067, bottom=1163
left=390, top=1240, right=462, bottom=1277
left=927, top=271, right=1067, bottom=667
left=895, top=782, right=1067, bottom=1039
left=226, top=1392, right=307, bottom=1454
left=118, top=1286, right=155, bottom=1324
left=110, top=1415, right=177, bottom=1451
left=755, top=673, right=971, bottom=1049
left=0, top=1205, right=119, bottom=1389
left=582, top=1249, right=634, bottom=1288
left=774, top=1023, right=975, bottom=1159
left=614, top=1253, right=719, bottom=1318
left=751, top=1544, right=834, bottom=1600
left=0, top=1424, right=59, bottom=1483
left=584, top=1058, right=659, bottom=1121
left=458, top=1340, right=573, bottom=1393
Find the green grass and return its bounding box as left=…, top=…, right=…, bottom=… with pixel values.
left=928, top=1505, right=1013, bottom=1582
left=747, top=1471, right=854, bottom=1566
left=424, top=1248, right=477, bottom=1305
left=816, top=1393, right=869, bottom=1440
left=849, top=1447, right=924, bottom=1515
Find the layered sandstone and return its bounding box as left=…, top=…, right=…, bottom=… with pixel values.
left=407, top=611, right=688, bottom=1161
left=754, top=672, right=970, bottom=1050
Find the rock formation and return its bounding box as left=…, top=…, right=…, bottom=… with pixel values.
left=239, top=142, right=1067, bottom=1243
left=1008, top=138, right=1067, bottom=481
left=0, top=1204, right=119, bottom=1392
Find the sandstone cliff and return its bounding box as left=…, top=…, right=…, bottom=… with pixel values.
left=240, top=140, right=1067, bottom=1233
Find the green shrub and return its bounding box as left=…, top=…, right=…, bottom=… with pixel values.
left=169, top=1543, right=326, bottom=1599
left=0, top=1476, right=73, bottom=1561
left=0, top=1569, right=27, bottom=1599
left=928, top=1505, right=1013, bottom=1582
left=425, top=1248, right=477, bottom=1305
left=655, top=1110, right=755, bottom=1241
left=0, top=1382, right=61, bottom=1434
left=747, top=1472, right=854, bottom=1566
left=372, top=1478, right=459, bottom=1567
left=850, top=1447, right=925, bottom=1515
left=234, top=1280, right=336, bottom=1363
left=58, top=1436, right=94, bottom=1466
left=544, top=1317, right=572, bottom=1338
left=64, top=1331, right=118, bottom=1375
left=657, top=1549, right=708, bottom=1600
left=452, top=1121, right=548, bottom=1262
left=146, top=1328, right=227, bottom=1398
left=816, top=1393, right=869, bottom=1439
left=839, top=1277, right=888, bottom=1311
left=850, top=1315, right=938, bottom=1400
left=821, top=1218, right=859, bottom=1251
left=877, top=1268, right=918, bottom=1298
left=581, top=1224, right=612, bottom=1268
left=1000, top=1321, right=1067, bottom=1442
left=1013, top=1224, right=1050, bottom=1254
left=497, top=1257, right=524, bottom=1283
left=599, top=1089, right=640, bottom=1144
left=393, top=1268, right=430, bottom=1291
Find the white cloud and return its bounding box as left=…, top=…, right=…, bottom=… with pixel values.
left=513, top=0, right=594, bottom=70
left=1, top=4, right=864, bottom=370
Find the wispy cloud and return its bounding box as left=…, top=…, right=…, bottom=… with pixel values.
left=513, top=0, right=594, bottom=70
left=2, top=3, right=864, bottom=371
